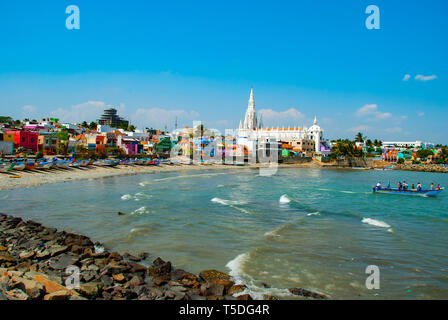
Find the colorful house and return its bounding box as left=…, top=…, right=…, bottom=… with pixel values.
left=38, top=133, right=58, bottom=155
left=95, top=135, right=106, bottom=153
left=5, top=130, right=38, bottom=152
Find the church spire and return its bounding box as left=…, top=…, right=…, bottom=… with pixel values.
left=314, top=115, right=317, bottom=125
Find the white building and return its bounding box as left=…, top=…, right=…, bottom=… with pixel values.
left=237, top=88, right=324, bottom=154
left=382, top=141, right=434, bottom=149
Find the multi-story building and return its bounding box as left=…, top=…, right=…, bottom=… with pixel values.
left=98, top=108, right=129, bottom=128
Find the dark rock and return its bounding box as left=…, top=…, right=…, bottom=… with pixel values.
left=153, top=274, right=170, bottom=286
left=153, top=257, right=165, bottom=266
left=108, top=252, right=122, bottom=261
left=261, top=282, right=270, bottom=288
left=130, top=263, right=147, bottom=273
left=228, top=284, right=246, bottom=295
left=48, top=253, right=79, bottom=270
left=199, top=270, right=231, bottom=282
left=236, top=294, right=253, bottom=300
left=118, top=212, right=126, bottom=216
left=200, top=282, right=225, bottom=297
left=289, top=287, right=327, bottom=299
left=264, top=295, right=278, bottom=300
left=138, top=252, right=149, bottom=260
left=100, top=275, right=113, bottom=287
left=126, top=275, right=144, bottom=288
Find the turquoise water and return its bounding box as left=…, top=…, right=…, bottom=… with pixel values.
left=1, top=168, right=447, bottom=299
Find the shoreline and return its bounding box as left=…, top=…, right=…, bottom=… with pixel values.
left=1, top=161, right=446, bottom=191
left=0, top=213, right=326, bottom=300
left=0, top=162, right=318, bottom=191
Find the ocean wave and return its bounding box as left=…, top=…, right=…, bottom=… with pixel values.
left=306, top=212, right=320, bottom=216
left=131, top=206, right=149, bottom=215
left=211, top=197, right=253, bottom=215
left=226, top=252, right=293, bottom=299
left=121, top=194, right=132, bottom=200
left=362, top=218, right=391, bottom=229
left=279, top=194, right=291, bottom=204
left=211, top=197, right=245, bottom=206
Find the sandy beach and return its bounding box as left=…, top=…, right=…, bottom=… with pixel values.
left=0, top=162, right=320, bottom=191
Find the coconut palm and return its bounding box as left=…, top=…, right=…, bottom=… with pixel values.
left=354, top=132, right=365, bottom=143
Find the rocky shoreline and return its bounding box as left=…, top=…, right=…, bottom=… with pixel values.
left=395, top=163, right=448, bottom=173
left=0, top=213, right=327, bottom=301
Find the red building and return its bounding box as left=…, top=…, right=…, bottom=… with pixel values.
left=5, top=131, right=39, bottom=152
left=95, top=135, right=106, bottom=153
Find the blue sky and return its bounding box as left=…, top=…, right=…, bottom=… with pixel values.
left=0, top=0, right=447, bottom=143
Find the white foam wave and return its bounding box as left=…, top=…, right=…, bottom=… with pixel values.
left=94, top=245, right=105, bottom=254
left=211, top=197, right=247, bottom=206
left=226, top=252, right=293, bottom=300
left=279, top=194, right=291, bottom=204
left=132, top=206, right=149, bottom=215
left=211, top=198, right=253, bottom=214
left=121, top=194, right=132, bottom=200
left=307, top=212, right=320, bottom=216
left=362, top=218, right=391, bottom=229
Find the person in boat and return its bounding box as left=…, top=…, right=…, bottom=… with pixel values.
left=376, top=182, right=382, bottom=190
left=411, top=184, right=415, bottom=191
left=387, top=182, right=390, bottom=189
left=417, top=182, right=422, bottom=191
left=403, top=181, right=408, bottom=191
left=436, top=184, right=440, bottom=190
left=430, top=183, right=434, bottom=190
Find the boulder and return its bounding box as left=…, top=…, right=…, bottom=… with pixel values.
left=32, top=274, right=78, bottom=296
left=199, top=270, right=231, bottom=282
left=6, top=288, right=29, bottom=300
left=112, top=273, right=125, bottom=283
left=19, top=251, right=35, bottom=260
left=78, top=282, right=104, bottom=297
left=49, top=245, right=69, bottom=257
left=228, top=284, right=246, bottom=295
left=10, top=276, right=45, bottom=299
left=49, top=253, right=79, bottom=270
left=236, top=294, right=253, bottom=300
left=0, top=252, right=15, bottom=263
left=43, top=290, right=72, bottom=300
left=125, top=275, right=145, bottom=288
left=289, top=287, right=327, bottom=299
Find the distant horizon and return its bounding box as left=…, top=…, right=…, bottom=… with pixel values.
left=1, top=0, right=447, bottom=144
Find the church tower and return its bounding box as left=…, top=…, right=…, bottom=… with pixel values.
left=243, top=88, right=257, bottom=130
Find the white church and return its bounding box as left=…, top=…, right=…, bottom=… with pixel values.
left=237, top=88, right=325, bottom=156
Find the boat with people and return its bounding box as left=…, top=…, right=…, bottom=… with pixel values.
left=373, top=184, right=444, bottom=197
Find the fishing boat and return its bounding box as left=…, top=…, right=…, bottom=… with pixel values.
left=12, top=162, right=26, bottom=171
left=372, top=186, right=444, bottom=197
left=0, top=163, right=15, bottom=172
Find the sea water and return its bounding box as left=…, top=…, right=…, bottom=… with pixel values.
left=1, top=167, right=447, bottom=299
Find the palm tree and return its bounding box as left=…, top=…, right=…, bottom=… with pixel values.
left=354, top=132, right=365, bottom=143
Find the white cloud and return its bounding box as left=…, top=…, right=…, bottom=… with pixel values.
left=385, top=127, right=402, bottom=133
left=356, top=104, right=392, bottom=120
left=130, top=108, right=200, bottom=129
left=402, top=74, right=411, bottom=81
left=418, top=112, right=425, bottom=117
left=22, top=105, right=36, bottom=113
left=258, top=108, right=306, bottom=126
left=50, top=101, right=125, bottom=124
left=415, top=74, right=437, bottom=82
left=348, top=125, right=370, bottom=133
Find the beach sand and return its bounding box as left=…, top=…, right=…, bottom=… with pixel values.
left=0, top=162, right=318, bottom=191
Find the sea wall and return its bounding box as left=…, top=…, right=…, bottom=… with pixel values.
left=395, top=164, right=448, bottom=173
left=0, top=213, right=326, bottom=300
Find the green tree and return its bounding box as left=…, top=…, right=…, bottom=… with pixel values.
left=57, top=141, right=69, bottom=155
left=354, top=132, right=365, bottom=143
left=416, top=149, right=434, bottom=160
left=89, top=121, right=98, bottom=130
